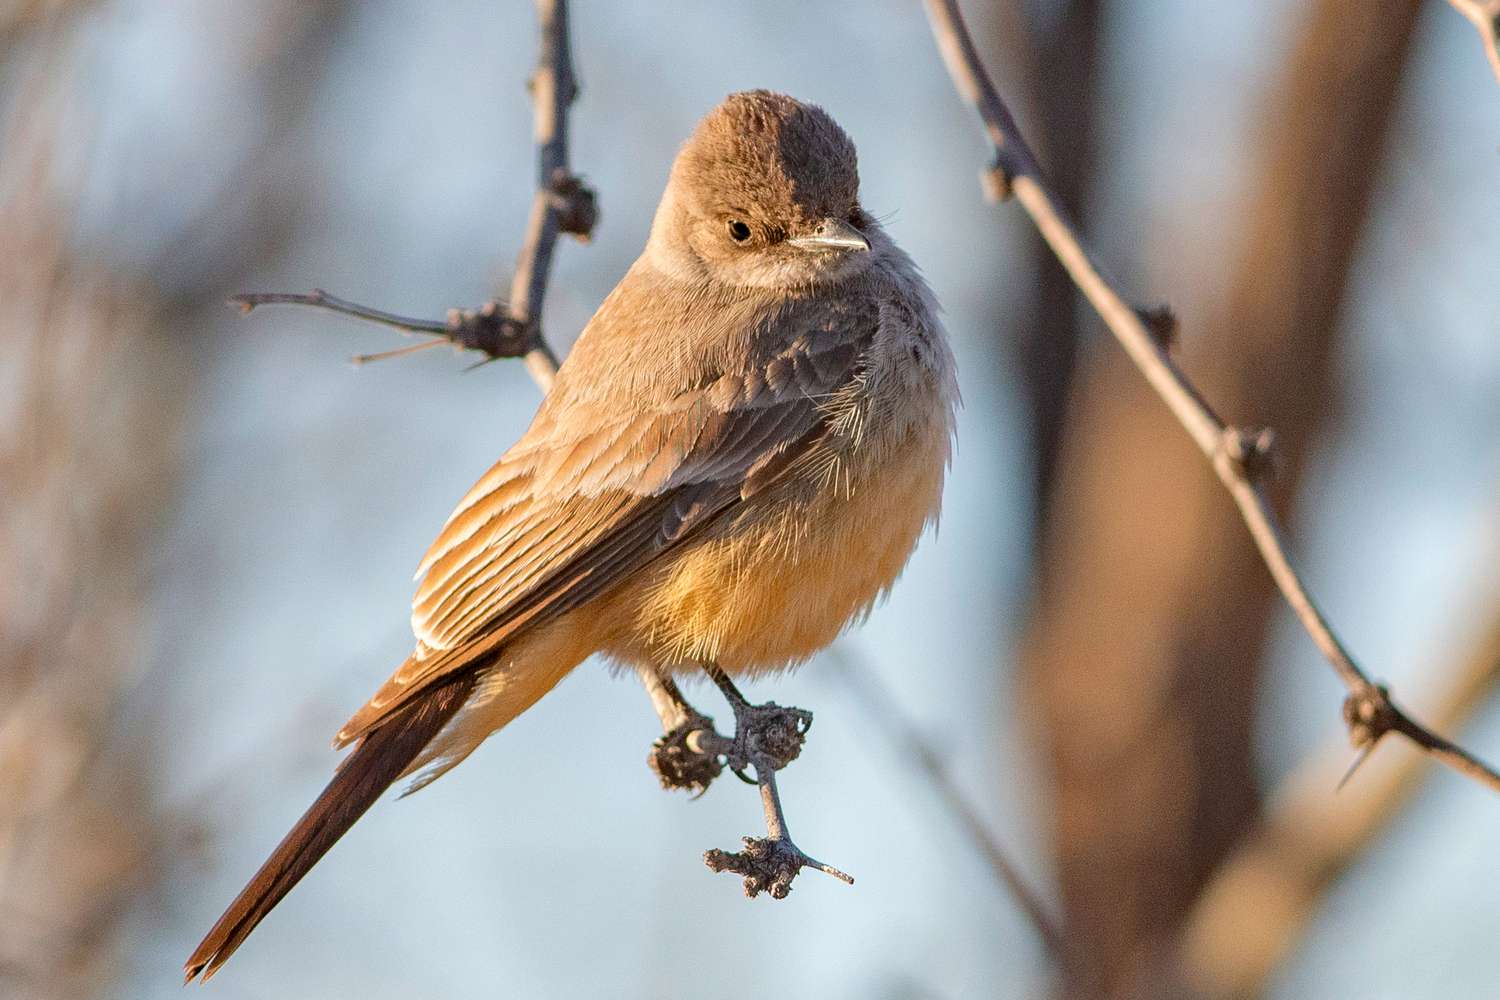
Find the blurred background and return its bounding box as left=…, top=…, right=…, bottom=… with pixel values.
left=3, top=1, right=1499, bottom=997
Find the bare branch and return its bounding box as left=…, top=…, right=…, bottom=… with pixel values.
left=504, top=0, right=594, bottom=390
left=230, top=290, right=538, bottom=364
left=826, top=648, right=1064, bottom=958
left=1176, top=589, right=1500, bottom=997
left=231, top=0, right=593, bottom=389
left=704, top=770, right=855, bottom=899
left=231, top=289, right=450, bottom=334
left=699, top=663, right=853, bottom=897
left=922, top=0, right=1500, bottom=794
left=1447, top=0, right=1500, bottom=83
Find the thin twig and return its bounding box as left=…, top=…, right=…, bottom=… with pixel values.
left=826, top=647, right=1064, bottom=958
left=231, top=289, right=452, bottom=334
left=1176, top=585, right=1500, bottom=997
left=697, top=663, right=851, bottom=895
left=506, top=0, right=595, bottom=390
left=1446, top=0, right=1500, bottom=83
left=229, top=0, right=593, bottom=384
left=922, top=0, right=1500, bottom=794
left=703, top=765, right=855, bottom=898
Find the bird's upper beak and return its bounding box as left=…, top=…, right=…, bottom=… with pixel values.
left=789, top=217, right=871, bottom=253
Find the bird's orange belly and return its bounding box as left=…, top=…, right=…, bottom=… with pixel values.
left=604, top=418, right=948, bottom=675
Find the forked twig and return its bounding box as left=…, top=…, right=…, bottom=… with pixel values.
left=922, top=0, right=1500, bottom=794
left=232, top=0, right=594, bottom=385
left=699, top=663, right=853, bottom=896
left=704, top=767, right=855, bottom=899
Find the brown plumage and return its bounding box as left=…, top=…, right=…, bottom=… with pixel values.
left=185, top=89, right=957, bottom=980
left=183, top=673, right=475, bottom=981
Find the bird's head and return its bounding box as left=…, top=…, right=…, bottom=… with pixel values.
left=649, top=90, right=877, bottom=289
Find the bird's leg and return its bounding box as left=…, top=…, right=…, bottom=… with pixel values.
left=702, top=662, right=812, bottom=775
left=699, top=663, right=850, bottom=897
left=639, top=666, right=725, bottom=795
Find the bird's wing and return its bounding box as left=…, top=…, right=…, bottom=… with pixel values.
left=334, top=317, right=868, bottom=745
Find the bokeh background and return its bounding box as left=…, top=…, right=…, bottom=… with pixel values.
left=3, top=1, right=1499, bottom=998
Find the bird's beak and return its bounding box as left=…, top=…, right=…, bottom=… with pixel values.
left=789, top=217, right=871, bottom=253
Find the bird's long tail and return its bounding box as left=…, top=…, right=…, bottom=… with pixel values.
left=184, top=672, right=477, bottom=982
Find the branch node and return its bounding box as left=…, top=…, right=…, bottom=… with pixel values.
left=445, top=300, right=535, bottom=358
left=721, top=702, right=811, bottom=775
left=748, top=705, right=811, bottom=772
left=1218, top=425, right=1278, bottom=483
left=648, top=714, right=725, bottom=795
left=980, top=153, right=1014, bottom=203
left=704, top=836, right=854, bottom=899
left=1136, top=303, right=1178, bottom=349
left=1342, top=682, right=1397, bottom=750
left=547, top=169, right=598, bottom=242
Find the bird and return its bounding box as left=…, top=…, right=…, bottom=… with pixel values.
left=185, top=89, right=957, bottom=981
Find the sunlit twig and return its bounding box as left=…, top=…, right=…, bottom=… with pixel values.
left=922, top=0, right=1500, bottom=795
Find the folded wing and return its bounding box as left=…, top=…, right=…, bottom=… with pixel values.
left=335, top=321, right=869, bottom=745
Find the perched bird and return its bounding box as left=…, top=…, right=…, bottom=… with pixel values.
left=185, top=89, right=957, bottom=980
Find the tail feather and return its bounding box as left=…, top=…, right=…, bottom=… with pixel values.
left=184, top=672, right=477, bottom=982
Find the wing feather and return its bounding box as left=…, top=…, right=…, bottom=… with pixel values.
left=338, top=294, right=877, bottom=744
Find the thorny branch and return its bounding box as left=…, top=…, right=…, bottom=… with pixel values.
left=923, top=0, right=1500, bottom=794
left=1446, top=0, right=1500, bottom=83
left=1176, top=586, right=1500, bottom=997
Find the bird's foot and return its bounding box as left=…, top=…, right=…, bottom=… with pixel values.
left=644, top=698, right=809, bottom=791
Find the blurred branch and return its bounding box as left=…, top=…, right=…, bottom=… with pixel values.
left=996, top=0, right=1106, bottom=535
left=826, top=647, right=1064, bottom=958
left=0, top=7, right=366, bottom=995
left=1176, top=588, right=1500, bottom=997
left=2, top=26, right=171, bottom=1000
left=922, top=0, right=1500, bottom=795
left=1446, top=0, right=1500, bottom=83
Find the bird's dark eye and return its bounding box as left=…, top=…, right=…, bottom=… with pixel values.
left=727, top=219, right=752, bottom=243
